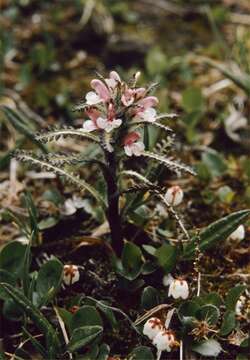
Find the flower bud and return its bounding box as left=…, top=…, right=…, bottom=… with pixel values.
left=164, top=186, right=183, bottom=206
left=168, top=278, right=189, bottom=299
left=143, top=317, right=163, bottom=340
left=63, top=265, right=80, bottom=286
left=153, top=330, right=176, bottom=352
left=228, top=225, right=245, bottom=242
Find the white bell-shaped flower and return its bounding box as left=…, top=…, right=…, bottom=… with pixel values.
left=228, top=225, right=245, bottom=242
left=143, top=317, right=163, bottom=340
left=63, top=265, right=80, bottom=286
left=153, top=330, right=176, bottom=352
left=168, top=278, right=189, bottom=300
left=164, top=186, right=183, bottom=206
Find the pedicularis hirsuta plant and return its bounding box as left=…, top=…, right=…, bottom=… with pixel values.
left=0, top=71, right=249, bottom=359
left=14, top=70, right=196, bottom=256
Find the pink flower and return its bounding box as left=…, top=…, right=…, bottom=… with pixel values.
left=123, top=132, right=145, bottom=156
left=121, top=86, right=146, bottom=107
left=82, top=104, right=122, bottom=133
left=137, top=107, right=157, bottom=122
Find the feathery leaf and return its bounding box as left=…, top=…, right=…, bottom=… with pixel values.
left=142, top=151, right=196, bottom=176
left=14, top=150, right=107, bottom=210
left=35, top=127, right=100, bottom=145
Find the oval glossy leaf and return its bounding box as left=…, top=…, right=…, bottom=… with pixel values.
left=197, top=304, right=220, bottom=325
left=129, top=346, right=154, bottom=360
left=192, top=339, right=222, bottom=357
left=0, top=241, right=27, bottom=276
left=155, top=244, right=177, bottom=272
left=36, top=258, right=63, bottom=305
left=70, top=305, right=103, bottom=333
left=220, top=310, right=236, bottom=336
left=121, top=241, right=142, bottom=280
left=201, top=292, right=222, bottom=308
left=225, top=284, right=246, bottom=312
left=67, top=325, right=103, bottom=352
left=183, top=209, right=250, bottom=259
left=141, top=286, right=159, bottom=310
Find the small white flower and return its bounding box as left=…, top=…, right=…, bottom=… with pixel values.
left=168, top=278, right=189, bottom=300
left=164, top=186, right=183, bottom=206
left=143, top=317, right=163, bottom=340
left=96, top=117, right=122, bottom=133
left=62, top=198, right=77, bottom=216
left=162, top=274, right=174, bottom=287
left=63, top=265, right=80, bottom=286
left=228, top=225, right=245, bottom=242
left=153, top=330, right=176, bottom=352
left=138, top=107, right=157, bottom=122
left=235, top=295, right=246, bottom=316
left=124, top=141, right=145, bottom=157
left=85, top=91, right=103, bottom=105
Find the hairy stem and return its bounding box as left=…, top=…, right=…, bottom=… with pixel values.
left=104, top=150, right=123, bottom=256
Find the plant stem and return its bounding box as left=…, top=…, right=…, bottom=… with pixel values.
left=104, top=150, right=123, bottom=256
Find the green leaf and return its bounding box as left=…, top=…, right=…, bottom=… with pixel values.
left=178, top=300, right=200, bottom=324
left=197, top=304, right=220, bottom=325
left=67, top=326, right=103, bottom=352
left=0, top=283, right=60, bottom=355
left=3, top=298, right=23, bottom=321
left=225, top=284, right=246, bottom=311
left=0, top=270, right=16, bottom=300
left=182, top=87, right=204, bottom=112
left=155, top=244, right=177, bottom=272
left=183, top=209, right=250, bottom=259
left=201, top=150, right=227, bottom=178
left=22, top=327, right=47, bottom=358
left=141, top=286, right=159, bottom=310
left=36, top=258, right=63, bottom=306
left=96, top=343, right=110, bottom=360
left=70, top=306, right=103, bottom=333
left=192, top=339, right=222, bottom=357
left=1, top=106, right=47, bottom=153
left=0, top=241, right=27, bottom=276
left=129, top=346, right=154, bottom=360
left=121, top=242, right=143, bottom=280
left=201, top=292, right=222, bottom=308
left=220, top=310, right=236, bottom=336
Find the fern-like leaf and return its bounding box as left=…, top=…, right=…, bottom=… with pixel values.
left=142, top=151, right=196, bottom=176
left=120, top=170, right=190, bottom=240
left=14, top=150, right=107, bottom=210
left=131, top=121, right=173, bottom=133
left=35, top=127, right=100, bottom=144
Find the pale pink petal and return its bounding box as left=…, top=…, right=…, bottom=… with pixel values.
left=85, top=91, right=102, bottom=105
left=138, top=96, right=159, bottom=109
left=91, top=79, right=110, bottom=102
left=124, top=145, right=133, bottom=156
left=109, top=71, right=121, bottom=82
left=85, top=108, right=101, bottom=122
left=113, top=118, right=122, bottom=128
left=96, top=117, right=108, bottom=129
left=82, top=120, right=97, bottom=132
left=123, top=132, right=140, bottom=146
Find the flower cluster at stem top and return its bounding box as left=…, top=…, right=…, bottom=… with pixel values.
left=81, top=71, right=159, bottom=156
